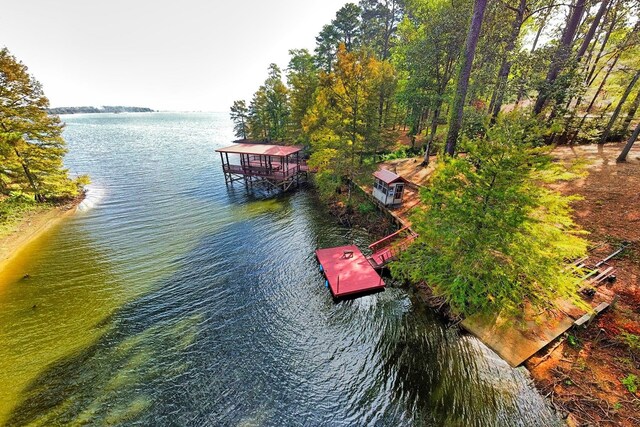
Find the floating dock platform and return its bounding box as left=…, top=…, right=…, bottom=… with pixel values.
left=315, top=245, right=385, bottom=298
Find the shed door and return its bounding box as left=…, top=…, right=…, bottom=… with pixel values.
left=394, top=183, right=404, bottom=201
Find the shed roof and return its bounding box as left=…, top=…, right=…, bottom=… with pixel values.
left=216, top=143, right=303, bottom=156
left=373, top=169, right=405, bottom=185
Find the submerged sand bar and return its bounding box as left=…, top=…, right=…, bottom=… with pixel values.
left=0, top=201, right=80, bottom=286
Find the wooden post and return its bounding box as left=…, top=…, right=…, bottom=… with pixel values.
left=220, top=152, right=228, bottom=185
left=241, top=154, right=249, bottom=189
left=296, top=151, right=300, bottom=187
left=610, top=294, right=619, bottom=309
left=280, top=155, right=284, bottom=182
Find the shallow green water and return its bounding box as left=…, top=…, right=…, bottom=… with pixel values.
left=0, top=113, right=560, bottom=426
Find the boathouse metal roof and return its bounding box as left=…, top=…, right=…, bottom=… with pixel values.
left=216, top=143, right=303, bottom=157
left=373, top=169, right=405, bottom=185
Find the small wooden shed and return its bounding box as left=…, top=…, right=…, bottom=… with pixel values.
left=372, top=169, right=407, bottom=206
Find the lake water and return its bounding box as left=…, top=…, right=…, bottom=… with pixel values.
left=0, top=113, right=560, bottom=426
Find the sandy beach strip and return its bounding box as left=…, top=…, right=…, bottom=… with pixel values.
left=0, top=198, right=82, bottom=285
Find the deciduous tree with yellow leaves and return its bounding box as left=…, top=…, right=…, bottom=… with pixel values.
left=0, top=47, right=88, bottom=202
left=304, top=44, right=396, bottom=200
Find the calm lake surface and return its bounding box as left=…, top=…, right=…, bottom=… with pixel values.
left=0, top=113, right=560, bottom=426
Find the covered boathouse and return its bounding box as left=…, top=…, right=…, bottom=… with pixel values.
left=215, top=143, right=307, bottom=191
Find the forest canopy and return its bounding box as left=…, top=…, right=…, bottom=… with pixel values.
left=230, top=0, right=639, bottom=315
left=230, top=0, right=639, bottom=159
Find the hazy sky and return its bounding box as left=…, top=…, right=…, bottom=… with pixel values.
left=1, top=0, right=349, bottom=111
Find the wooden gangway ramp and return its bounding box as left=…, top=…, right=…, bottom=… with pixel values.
left=367, top=226, right=418, bottom=269
left=315, top=245, right=385, bottom=298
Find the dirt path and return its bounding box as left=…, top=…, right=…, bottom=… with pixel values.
left=527, top=142, right=640, bottom=426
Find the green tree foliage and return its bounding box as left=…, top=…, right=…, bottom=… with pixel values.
left=304, top=45, right=396, bottom=198
left=445, top=0, right=488, bottom=155
left=286, top=49, right=319, bottom=144
left=229, top=100, right=249, bottom=140
left=263, top=64, right=290, bottom=141
left=314, top=3, right=363, bottom=72
left=237, top=0, right=640, bottom=160
left=391, top=115, right=588, bottom=316
left=394, top=0, right=469, bottom=154
left=247, top=87, right=270, bottom=140
left=333, top=3, right=363, bottom=51
left=360, top=0, right=405, bottom=60
left=315, top=24, right=340, bottom=73
left=245, top=64, right=290, bottom=142
left=0, top=47, right=87, bottom=202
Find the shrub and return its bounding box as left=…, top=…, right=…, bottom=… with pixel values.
left=621, top=333, right=640, bottom=351
left=391, top=114, right=588, bottom=317
left=357, top=201, right=376, bottom=215
left=621, top=374, right=637, bottom=393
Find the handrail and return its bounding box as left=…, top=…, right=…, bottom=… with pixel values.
left=223, top=164, right=301, bottom=179
left=368, top=226, right=417, bottom=250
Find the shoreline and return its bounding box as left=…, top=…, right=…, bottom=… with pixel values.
left=0, top=197, right=83, bottom=286
left=338, top=142, right=639, bottom=425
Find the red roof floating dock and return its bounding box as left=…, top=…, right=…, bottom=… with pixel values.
left=315, top=245, right=385, bottom=298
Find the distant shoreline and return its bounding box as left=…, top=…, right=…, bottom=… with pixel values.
left=47, top=106, right=154, bottom=115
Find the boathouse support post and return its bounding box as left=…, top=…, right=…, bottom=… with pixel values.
left=220, top=152, right=228, bottom=185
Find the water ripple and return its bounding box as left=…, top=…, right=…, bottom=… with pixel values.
left=0, top=113, right=561, bottom=426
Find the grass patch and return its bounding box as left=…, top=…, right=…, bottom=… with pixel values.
left=567, top=334, right=581, bottom=348
left=621, top=333, right=640, bottom=351
left=621, top=374, right=638, bottom=393
left=0, top=193, right=50, bottom=238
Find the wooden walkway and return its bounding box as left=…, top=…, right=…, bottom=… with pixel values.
left=461, top=261, right=617, bottom=367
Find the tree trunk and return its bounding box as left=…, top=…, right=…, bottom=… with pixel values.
left=422, top=102, right=442, bottom=166
left=378, top=92, right=385, bottom=128
left=429, top=104, right=441, bottom=146
left=348, top=75, right=359, bottom=204
left=576, top=0, right=610, bottom=61
left=560, top=0, right=611, bottom=143
left=533, top=0, right=587, bottom=115
left=490, top=0, right=526, bottom=122
left=620, top=87, right=640, bottom=133
left=570, top=52, right=621, bottom=143
left=585, top=7, right=620, bottom=86
left=381, top=0, right=398, bottom=61
left=445, top=0, right=488, bottom=156
left=0, top=175, right=8, bottom=196
left=585, top=53, right=619, bottom=113
left=599, top=69, right=640, bottom=144
left=422, top=139, right=433, bottom=166
left=583, top=0, right=613, bottom=69
left=530, top=7, right=553, bottom=53
left=617, top=124, right=639, bottom=162
left=13, top=147, right=42, bottom=201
